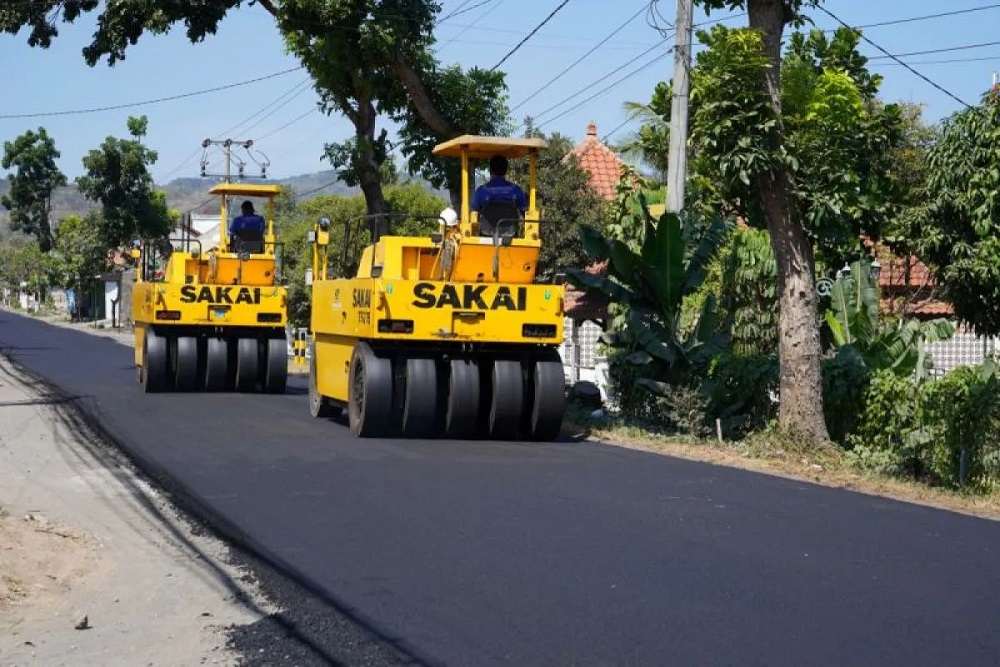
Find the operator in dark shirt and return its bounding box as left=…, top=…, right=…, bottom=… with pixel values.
left=471, top=155, right=528, bottom=213
left=229, top=200, right=266, bottom=240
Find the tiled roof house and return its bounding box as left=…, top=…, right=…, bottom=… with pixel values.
left=563, top=121, right=622, bottom=323
left=568, top=121, right=626, bottom=200
left=864, top=238, right=953, bottom=319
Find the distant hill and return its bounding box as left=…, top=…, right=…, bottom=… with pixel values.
left=0, top=170, right=359, bottom=226
left=0, top=170, right=448, bottom=237
left=159, top=171, right=359, bottom=215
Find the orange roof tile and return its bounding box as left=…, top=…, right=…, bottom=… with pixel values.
left=567, top=121, right=625, bottom=200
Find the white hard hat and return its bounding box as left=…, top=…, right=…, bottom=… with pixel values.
left=439, top=207, right=458, bottom=227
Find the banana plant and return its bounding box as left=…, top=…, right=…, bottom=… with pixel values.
left=567, top=192, right=731, bottom=387
left=824, top=258, right=955, bottom=377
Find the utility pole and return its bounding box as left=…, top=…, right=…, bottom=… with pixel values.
left=666, top=0, right=694, bottom=214
left=201, top=138, right=262, bottom=182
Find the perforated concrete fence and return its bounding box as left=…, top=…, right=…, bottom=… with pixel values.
left=559, top=318, right=609, bottom=396
left=923, top=327, right=999, bottom=377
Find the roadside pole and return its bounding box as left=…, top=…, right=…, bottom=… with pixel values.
left=666, top=0, right=694, bottom=214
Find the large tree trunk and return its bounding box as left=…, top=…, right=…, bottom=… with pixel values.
left=749, top=0, right=830, bottom=443
left=354, top=95, right=391, bottom=243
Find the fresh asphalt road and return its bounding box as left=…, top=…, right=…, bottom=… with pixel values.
left=3, top=311, right=1000, bottom=667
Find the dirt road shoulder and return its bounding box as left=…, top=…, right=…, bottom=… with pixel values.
left=0, top=353, right=275, bottom=666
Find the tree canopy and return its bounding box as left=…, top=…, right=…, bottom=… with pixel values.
left=1, top=128, right=67, bottom=252
left=76, top=116, right=174, bottom=247
left=913, top=90, right=1000, bottom=335
left=50, top=212, right=112, bottom=289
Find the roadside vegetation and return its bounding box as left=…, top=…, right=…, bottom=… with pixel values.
left=2, top=1, right=1000, bottom=515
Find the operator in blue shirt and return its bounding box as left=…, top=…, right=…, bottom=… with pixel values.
left=471, top=155, right=528, bottom=213
left=229, top=200, right=266, bottom=241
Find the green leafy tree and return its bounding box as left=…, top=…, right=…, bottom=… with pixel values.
left=1, top=127, right=67, bottom=252
left=50, top=212, right=112, bottom=290
left=0, top=238, right=52, bottom=304
left=687, top=0, right=908, bottom=443
left=76, top=116, right=173, bottom=247
left=507, top=128, right=608, bottom=281
left=883, top=101, right=936, bottom=251
left=911, top=90, right=1000, bottom=335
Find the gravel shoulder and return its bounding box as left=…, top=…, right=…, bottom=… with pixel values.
left=0, top=348, right=277, bottom=666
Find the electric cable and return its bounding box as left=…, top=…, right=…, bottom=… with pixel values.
left=490, top=0, right=573, bottom=71
left=817, top=5, right=973, bottom=109
left=0, top=66, right=303, bottom=119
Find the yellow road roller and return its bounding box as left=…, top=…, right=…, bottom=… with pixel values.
left=132, top=183, right=288, bottom=393
left=307, top=135, right=566, bottom=440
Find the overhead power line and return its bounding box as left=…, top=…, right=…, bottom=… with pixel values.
left=874, top=53, right=1000, bottom=67
left=536, top=50, right=669, bottom=129
left=213, top=77, right=312, bottom=139
left=490, top=0, right=573, bottom=71
left=440, top=0, right=475, bottom=21
left=0, top=66, right=303, bottom=120
left=256, top=106, right=320, bottom=141
left=828, top=2, right=1000, bottom=31
left=816, top=6, right=972, bottom=109
left=442, top=0, right=496, bottom=22
left=867, top=39, right=1000, bottom=61
left=512, top=4, right=648, bottom=112
left=532, top=37, right=670, bottom=124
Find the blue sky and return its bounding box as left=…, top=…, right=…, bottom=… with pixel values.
left=0, top=0, right=997, bottom=186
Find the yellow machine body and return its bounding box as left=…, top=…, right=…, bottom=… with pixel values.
left=308, top=135, right=567, bottom=441
left=132, top=183, right=290, bottom=394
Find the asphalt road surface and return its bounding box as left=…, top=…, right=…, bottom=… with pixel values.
left=3, top=310, right=1000, bottom=667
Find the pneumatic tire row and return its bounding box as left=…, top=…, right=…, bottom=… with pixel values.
left=140, top=327, right=287, bottom=394
left=310, top=341, right=566, bottom=441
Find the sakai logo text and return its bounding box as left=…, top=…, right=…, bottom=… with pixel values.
left=412, top=282, right=527, bottom=311
left=353, top=288, right=372, bottom=309
left=179, top=286, right=262, bottom=304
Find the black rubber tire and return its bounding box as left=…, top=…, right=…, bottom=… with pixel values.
left=262, top=336, right=288, bottom=394
left=488, top=359, right=524, bottom=440
left=204, top=337, right=228, bottom=392
left=235, top=337, right=258, bottom=392
left=445, top=358, right=480, bottom=439
left=526, top=349, right=566, bottom=441
left=348, top=342, right=393, bottom=438
left=308, top=340, right=340, bottom=419
left=401, top=357, right=437, bottom=438
left=173, top=336, right=199, bottom=392
left=142, top=328, right=168, bottom=394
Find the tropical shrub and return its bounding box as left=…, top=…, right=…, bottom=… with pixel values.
left=567, top=194, right=730, bottom=401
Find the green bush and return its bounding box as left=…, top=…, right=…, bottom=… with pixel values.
left=707, top=353, right=779, bottom=438
left=821, top=346, right=871, bottom=445
left=708, top=349, right=870, bottom=443
left=849, top=363, right=1000, bottom=489
left=847, top=370, right=927, bottom=478
left=924, top=365, right=1000, bottom=489
left=606, top=346, right=661, bottom=423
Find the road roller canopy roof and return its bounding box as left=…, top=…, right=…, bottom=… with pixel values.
left=432, top=135, right=548, bottom=159
left=208, top=183, right=283, bottom=198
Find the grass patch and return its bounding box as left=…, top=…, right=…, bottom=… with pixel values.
left=565, top=407, right=1000, bottom=521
